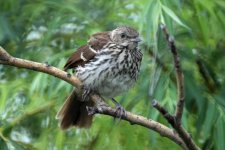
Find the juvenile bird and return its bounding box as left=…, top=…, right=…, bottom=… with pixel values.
left=56, top=26, right=142, bottom=129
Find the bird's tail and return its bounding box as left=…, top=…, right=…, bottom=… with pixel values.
left=56, top=90, right=94, bottom=129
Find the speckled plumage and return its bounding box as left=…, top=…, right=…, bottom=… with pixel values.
left=57, top=26, right=142, bottom=129
left=76, top=43, right=142, bottom=98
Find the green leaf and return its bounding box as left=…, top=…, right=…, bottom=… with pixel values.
left=215, top=118, right=225, bottom=150
left=146, top=0, right=162, bottom=46
left=161, top=5, right=190, bottom=30
left=203, top=102, right=216, bottom=138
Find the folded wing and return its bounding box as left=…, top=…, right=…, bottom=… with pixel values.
left=64, top=32, right=110, bottom=70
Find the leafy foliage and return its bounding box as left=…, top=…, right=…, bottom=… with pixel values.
left=0, top=0, right=225, bottom=149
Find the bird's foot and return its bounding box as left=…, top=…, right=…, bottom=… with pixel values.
left=66, top=72, right=71, bottom=78
left=115, top=104, right=126, bottom=121
left=111, top=98, right=126, bottom=121
left=44, top=61, right=51, bottom=67
left=86, top=106, right=97, bottom=115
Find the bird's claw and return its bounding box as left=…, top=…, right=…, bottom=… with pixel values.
left=44, top=61, right=51, bottom=67
left=86, top=106, right=97, bottom=115
left=66, top=73, right=71, bottom=78
left=114, top=103, right=126, bottom=121
left=111, top=98, right=126, bottom=122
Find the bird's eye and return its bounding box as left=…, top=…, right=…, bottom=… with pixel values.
left=121, top=33, right=126, bottom=38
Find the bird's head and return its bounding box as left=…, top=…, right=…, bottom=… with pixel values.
left=110, top=26, right=141, bottom=50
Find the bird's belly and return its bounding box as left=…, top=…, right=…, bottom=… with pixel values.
left=76, top=48, right=141, bottom=98
left=76, top=65, right=136, bottom=98
left=96, top=74, right=135, bottom=98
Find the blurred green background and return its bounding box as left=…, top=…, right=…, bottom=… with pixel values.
left=0, top=0, right=225, bottom=150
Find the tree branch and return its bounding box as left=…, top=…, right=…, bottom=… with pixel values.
left=0, top=47, right=82, bottom=90
left=0, top=46, right=188, bottom=150
left=150, top=24, right=200, bottom=150
left=160, top=24, right=185, bottom=125
left=152, top=100, right=175, bottom=126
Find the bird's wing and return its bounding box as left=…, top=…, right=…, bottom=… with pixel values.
left=64, top=32, right=110, bottom=70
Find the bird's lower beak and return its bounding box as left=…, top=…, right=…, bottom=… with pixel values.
left=131, top=37, right=141, bottom=43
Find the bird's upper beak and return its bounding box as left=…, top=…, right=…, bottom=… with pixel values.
left=131, top=37, right=141, bottom=43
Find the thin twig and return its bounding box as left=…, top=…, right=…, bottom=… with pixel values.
left=155, top=24, right=200, bottom=150
left=160, top=24, right=185, bottom=125
left=0, top=46, right=188, bottom=150
left=196, top=59, right=216, bottom=92
left=152, top=100, right=175, bottom=126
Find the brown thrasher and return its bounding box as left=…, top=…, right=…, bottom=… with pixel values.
left=56, top=26, right=142, bottom=129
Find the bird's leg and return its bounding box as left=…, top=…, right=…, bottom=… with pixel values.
left=82, top=85, right=91, bottom=101
left=111, top=98, right=126, bottom=121
left=63, top=69, right=72, bottom=78
left=86, top=94, right=108, bottom=115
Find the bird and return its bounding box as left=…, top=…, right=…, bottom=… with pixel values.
left=56, top=26, right=142, bottom=129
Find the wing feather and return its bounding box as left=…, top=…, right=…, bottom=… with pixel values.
left=64, top=32, right=110, bottom=70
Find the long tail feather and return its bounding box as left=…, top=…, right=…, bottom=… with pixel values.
left=56, top=90, right=94, bottom=129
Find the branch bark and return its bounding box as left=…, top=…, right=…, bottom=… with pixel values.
left=150, top=24, right=200, bottom=150
left=160, top=24, right=185, bottom=124
left=0, top=46, right=188, bottom=150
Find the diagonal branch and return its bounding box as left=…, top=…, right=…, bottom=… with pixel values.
left=151, top=24, right=200, bottom=150
left=160, top=24, right=185, bottom=125
left=0, top=46, right=188, bottom=150
left=0, top=47, right=82, bottom=90
left=152, top=99, right=200, bottom=150
left=152, top=100, right=175, bottom=126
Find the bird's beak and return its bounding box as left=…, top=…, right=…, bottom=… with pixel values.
left=131, top=37, right=141, bottom=43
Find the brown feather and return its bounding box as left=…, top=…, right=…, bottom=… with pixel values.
left=64, top=32, right=111, bottom=70
left=88, top=32, right=111, bottom=50
left=59, top=31, right=111, bottom=129
left=56, top=90, right=95, bottom=129
left=64, top=45, right=95, bottom=70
